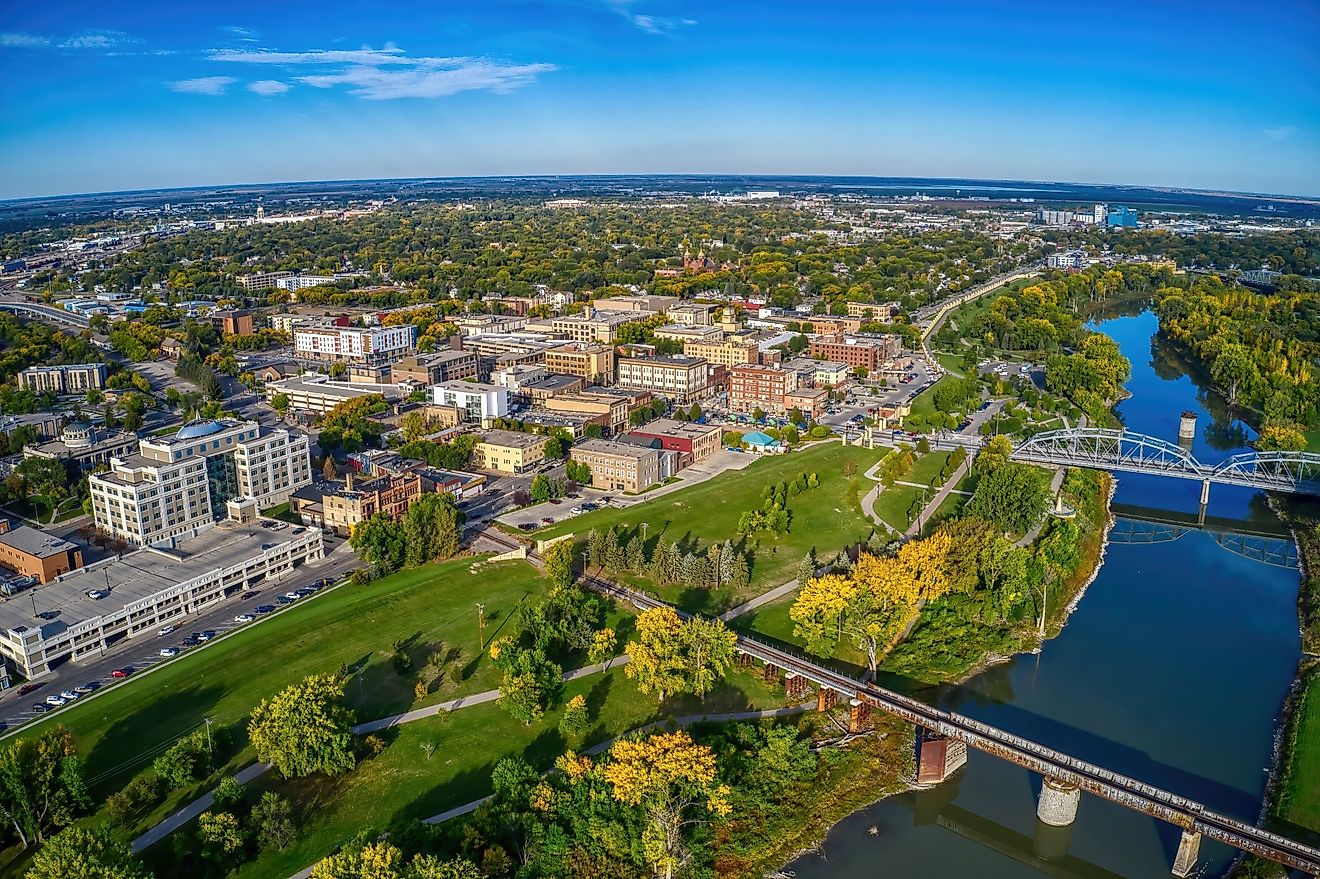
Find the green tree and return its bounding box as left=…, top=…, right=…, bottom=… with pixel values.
left=248, top=675, right=356, bottom=779
left=248, top=792, right=295, bottom=851
left=0, top=727, right=90, bottom=849
left=26, top=825, right=150, bottom=879
left=349, top=512, right=407, bottom=573
left=197, top=810, right=245, bottom=860
left=270, top=392, right=289, bottom=414
left=965, top=463, right=1049, bottom=536
left=495, top=648, right=563, bottom=725
left=1208, top=341, right=1255, bottom=407
left=542, top=538, right=575, bottom=590
left=559, top=694, right=589, bottom=737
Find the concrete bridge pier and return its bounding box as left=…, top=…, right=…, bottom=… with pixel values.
left=1170, top=830, right=1201, bottom=878
left=916, top=731, right=968, bottom=785
left=1037, top=778, right=1081, bottom=827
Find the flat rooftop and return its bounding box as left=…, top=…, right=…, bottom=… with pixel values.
left=574, top=438, right=659, bottom=460
left=0, top=526, right=79, bottom=559
left=629, top=418, right=720, bottom=439
left=271, top=376, right=403, bottom=401
left=477, top=429, right=548, bottom=449
left=0, top=523, right=311, bottom=638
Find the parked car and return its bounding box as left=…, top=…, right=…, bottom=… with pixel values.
left=45, top=695, right=66, bottom=706
left=85, top=589, right=107, bottom=600
left=540, top=517, right=554, bottom=525
left=31, top=703, right=49, bottom=713
left=518, top=523, right=536, bottom=531
left=17, top=683, right=41, bottom=696
left=283, top=591, right=301, bottom=600
left=73, top=683, right=98, bottom=694
left=234, top=613, right=256, bottom=623
left=241, top=589, right=260, bottom=598
left=276, top=595, right=295, bottom=605
left=110, top=667, right=134, bottom=678
left=547, top=498, right=562, bottom=505
left=197, top=630, right=216, bottom=641
left=570, top=506, right=583, bottom=515
left=180, top=637, right=200, bottom=647
left=159, top=647, right=179, bottom=658
left=157, top=625, right=176, bottom=637
left=59, top=690, right=78, bottom=701
left=254, top=604, right=276, bottom=614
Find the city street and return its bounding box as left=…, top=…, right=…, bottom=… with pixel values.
left=0, top=538, right=360, bottom=734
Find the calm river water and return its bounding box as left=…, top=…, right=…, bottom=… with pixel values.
left=787, top=308, right=1302, bottom=878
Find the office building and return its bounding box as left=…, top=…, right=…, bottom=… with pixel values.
left=24, top=422, right=137, bottom=473
left=210, top=309, right=255, bottom=337
left=570, top=438, right=661, bottom=493
left=683, top=337, right=760, bottom=368
left=654, top=324, right=725, bottom=344
left=544, top=342, right=615, bottom=383
left=265, top=375, right=402, bottom=415
left=454, top=314, right=529, bottom=336
left=589, top=294, right=681, bottom=316
left=89, top=419, right=312, bottom=547
left=666, top=302, right=719, bottom=326
left=729, top=364, right=800, bottom=416
left=322, top=470, right=424, bottom=537
left=551, top=311, right=636, bottom=343
left=544, top=393, right=630, bottom=434
left=17, top=363, right=106, bottom=395
left=616, top=355, right=711, bottom=403
left=293, top=324, right=417, bottom=366
left=845, top=302, right=900, bottom=319
left=627, top=418, right=722, bottom=463
left=785, top=387, right=828, bottom=419
left=807, top=335, right=902, bottom=372
left=1107, top=206, right=1140, bottom=228
left=0, top=524, right=323, bottom=678
left=0, top=522, right=83, bottom=584
left=428, top=381, right=509, bottom=423
left=235, top=270, right=295, bottom=291
left=471, top=430, right=550, bottom=474
left=390, top=350, right=479, bottom=385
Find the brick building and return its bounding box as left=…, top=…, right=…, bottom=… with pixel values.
left=729, top=364, right=800, bottom=416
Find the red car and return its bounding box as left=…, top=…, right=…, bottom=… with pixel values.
left=17, top=683, right=41, bottom=696
left=110, top=667, right=134, bottom=678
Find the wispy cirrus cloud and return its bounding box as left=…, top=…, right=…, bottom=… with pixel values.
left=1263, top=126, right=1296, bottom=143
left=602, top=1, right=696, bottom=34
left=1, top=29, right=137, bottom=50
left=169, top=76, right=238, bottom=95
left=248, top=79, right=290, bottom=95
left=223, top=26, right=260, bottom=42
left=207, top=43, right=555, bottom=100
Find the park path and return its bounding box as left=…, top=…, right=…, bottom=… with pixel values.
left=903, top=456, right=972, bottom=539
left=1014, top=466, right=1069, bottom=548
left=131, top=760, right=273, bottom=852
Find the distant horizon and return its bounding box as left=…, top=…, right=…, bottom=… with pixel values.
left=6, top=171, right=1319, bottom=206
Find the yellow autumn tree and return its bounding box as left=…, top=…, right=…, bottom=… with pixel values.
left=600, top=731, right=731, bottom=879
left=625, top=607, right=686, bottom=701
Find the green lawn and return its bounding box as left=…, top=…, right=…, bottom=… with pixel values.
left=1306, top=427, right=1320, bottom=453
left=3, top=557, right=547, bottom=853
left=177, top=666, right=792, bottom=879
left=906, top=450, right=955, bottom=486
left=907, top=376, right=956, bottom=422
left=1278, top=665, right=1320, bottom=835
left=934, top=352, right=965, bottom=376
left=259, top=502, right=302, bottom=525
left=534, top=443, right=887, bottom=614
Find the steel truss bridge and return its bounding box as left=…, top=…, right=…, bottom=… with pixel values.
left=934, top=428, right=1320, bottom=496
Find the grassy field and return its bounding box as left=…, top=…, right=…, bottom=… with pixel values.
left=0, top=556, right=549, bottom=864
left=934, top=351, right=965, bottom=375
left=168, top=666, right=792, bottom=879
left=906, top=376, right=957, bottom=423
left=1277, top=664, right=1320, bottom=836
left=535, top=443, right=887, bottom=614
left=258, top=502, right=302, bottom=525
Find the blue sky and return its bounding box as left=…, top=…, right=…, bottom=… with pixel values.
left=1, top=0, right=1317, bottom=198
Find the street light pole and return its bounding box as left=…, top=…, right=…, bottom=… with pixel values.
left=476, top=602, right=486, bottom=650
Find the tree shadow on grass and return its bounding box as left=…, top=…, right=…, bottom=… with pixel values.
left=84, top=682, right=230, bottom=800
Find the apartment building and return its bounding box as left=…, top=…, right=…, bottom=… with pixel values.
left=17, top=363, right=106, bottom=394
left=544, top=342, right=615, bottom=383
left=654, top=324, right=724, bottom=344
left=627, top=418, right=722, bottom=463
left=807, top=334, right=902, bottom=372
left=589, top=295, right=681, bottom=316
left=428, top=381, right=509, bottom=423
left=570, top=438, right=661, bottom=493
left=683, top=337, right=760, bottom=368
left=471, top=430, right=550, bottom=474
left=322, top=470, right=424, bottom=537
left=551, top=311, right=636, bottom=344
left=729, top=364, right=800, bottom=416
left=293, top=324, right=417, bottom=366
left=89, top=419, right=312, bottom=546
left=235, top=270, right=294, bottom=291
left=616, top=355, right=711, bottom=403
left=390, top=350, right=479, bottom=385
left=845, top=301, right=900, bottom=319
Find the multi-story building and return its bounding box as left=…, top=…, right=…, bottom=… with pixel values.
left=274, top=274, right=339, bottom=291
left=683, top=337, right=760, bottom=368
left=17, top=363, right=106, bottom=394
left=807, top=335, right=902, bottom=372
left=804, top=315, right=865, bottom=335
left=627, top=418, right=722, bottom=463
left=666, top=302, right=719, bottom=326
left=654, top=324, right=724, bottom=344
left=521, top=374, right=587, bottom=404
left=544, top=342, right=615, bottom=383
left=845, top=301, right=900, bottom=319
left=551, top=312, right=636, bottom=344
left=24, top=422, right=137, bottom=473
left=264, top=375, right=402, bottom=416
left=293, top=324, right=417, bottom=366
left=210, top=309, right=255, bottom=336
left=471, top=430, right=549, bottom=473
left=589, top=295, right=681, bottom=316
left=390, top=350, right=479, bottom=385
left=785, top=387, right=828, bottom=420
left=428, top=381, right=509, bottom=423
left=616, top=355, right=711, bottom=403
left=454, top=314, right=528, bottom=336
left=570, top=438, right=660, bottom=493
left=235, top=270, right=294, bottom=291
left=322, top=470, right=424, bottom=537
left=0, top=522, right=83, bottom=584
left=89, top=419, right=312, bottom=546
left=544, top=393, right=630, bottom=435
left=491, top=364, right=548, bottom=392
left=729, top=364, right=800, bottom=416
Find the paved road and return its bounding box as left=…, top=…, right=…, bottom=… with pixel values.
left=0, top=538, right=359, bottom=733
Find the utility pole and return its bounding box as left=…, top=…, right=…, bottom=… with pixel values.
left=204, top=717, right=214, bottom=756
left=476, top=602, right=486, bottom=650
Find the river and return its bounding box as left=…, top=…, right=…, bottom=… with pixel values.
left=787, top=308, right=1303, bottom=878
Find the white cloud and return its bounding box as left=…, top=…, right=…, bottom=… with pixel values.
left=1, top=32, right=52, bottom=48
left=223, top=26, right=260, bottom=42
left=248, top=79, right=290, bottom=95
left=2, top=29, right=136, bottom=50
left=1264, top=126, right=1295, bottom=143
left=206, top=43, right=555, bottom=100
left=601, top=1, right=696, bottom=33
left=169, top=76, right=238, bottom=95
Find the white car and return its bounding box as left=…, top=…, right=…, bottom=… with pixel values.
left=158, top=625, right=176, bottom=637
left=160, top=647, right=180, bottom=658
left=44, top=695, right=66, bottom=707
left=570, top=506, right=583, bottom=515
left=85, top=589, right=107, bottom=600
left=59, top=690, right=79, bottom=701
left=283, top=591, right=301, bottom=601
left=234, top=613, right=256, bottom=623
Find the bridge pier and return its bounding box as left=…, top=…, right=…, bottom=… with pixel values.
left=784, top=671, right=811, bottom=700
left=1170, top=830, right=1201, bottom=877
left=848, top=698, right=872, bottom=734
left=1037, top=778, right=1080, bottom=827
left=916, top=731, right=967, bottom=784
left=816, top=686, right=838, bottom=712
